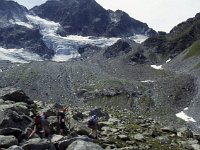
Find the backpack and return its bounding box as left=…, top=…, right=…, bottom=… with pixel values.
left=88, top=119, right=95, bottom=127
left=34, top=115, right=42, bottom=126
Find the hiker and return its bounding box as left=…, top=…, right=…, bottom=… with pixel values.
left=88, top=115, right=98, bottom=139
left=28, top=112, right=46, bottom=139
left=57, top=107, right=68, bottom=135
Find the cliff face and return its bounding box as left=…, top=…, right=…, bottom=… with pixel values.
left=31, top=0, right=155, bottom=37
left=0, top=0, right=28, bottom=27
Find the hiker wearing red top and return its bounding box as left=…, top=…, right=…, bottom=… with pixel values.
left=28, top=112, right=46, bottom=139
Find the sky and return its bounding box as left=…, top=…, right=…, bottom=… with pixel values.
left=14, top=0, right=200, bottom=33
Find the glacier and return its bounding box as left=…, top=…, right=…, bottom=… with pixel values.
left=0, top=15, right=149, bottom=63
left=0, top=47, right=43, bottom=63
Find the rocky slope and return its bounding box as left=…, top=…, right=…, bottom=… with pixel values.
left=0, top=87, right=200, bottom=150
left=30, top=0, right=155, bottom=37
left=0, top=40, right=196, bottom=130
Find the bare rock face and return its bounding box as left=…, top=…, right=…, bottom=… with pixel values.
left=143, top=12, right=200, bottom=60
left=31, top=0, right=155, bottom=37
left=0, top=0, right=28, bottom=27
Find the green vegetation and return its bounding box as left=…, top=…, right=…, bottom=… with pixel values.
left=184, top=39, right=200, bottom=59
left=168, top=20, right=200, bottom=41
left=195, top=61, right=200, bottom=68
left=138, top=96, right=154, bottom=109
left=146, top=139, right=183, bottom=150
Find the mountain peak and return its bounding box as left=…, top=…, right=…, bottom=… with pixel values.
left=31, top=0, right=155, bottom=37
left=0, top=0, right=28, bottom=26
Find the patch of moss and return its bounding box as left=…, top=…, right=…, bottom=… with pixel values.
left=146, top=139, right=183, bottom=150
left=195, top=61, right=200, bottom=68
left=138, top=96, right=155, bottom=108
left=184, top=39, right=200, bottom=59
left=125, top=124, right=142, bottom=130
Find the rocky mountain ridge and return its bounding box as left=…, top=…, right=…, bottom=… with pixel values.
left=143, top=12, right=200, bottom=62
left=30, top=0, right=156, bottom=37
left=0, top=0, right=28, bottom=27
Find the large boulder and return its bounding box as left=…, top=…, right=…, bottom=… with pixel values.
left=0, top=135, right=18, bottom=149
left=89, top=108, right=109, bottom=120
left=0, top=109, right=32, bottom=130
left=21, top=138, right=55, bottom=150
left=58, top=136, right=93, bottom=150
left=0, top=102, right=31, bottom=116
left=67, top=140, right=103, bottom=150
left=0, top=128, right=23, bottom=138
left=0, top=88, right=33, bottom=104
left=7, top=145, right=24, bottom=150
left=69, top=118, right=90, bottom=136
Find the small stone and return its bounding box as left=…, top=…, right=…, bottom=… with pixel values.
left=134, top=133, right=145, bottom=142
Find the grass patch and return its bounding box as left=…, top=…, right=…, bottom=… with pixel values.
left=184, top=39, right=200, bottom=59
left=146, top=139, right=182, bottom=150
left=195, top=61, right=200, bottom=69
left=138, top=96, right=154, bottom=107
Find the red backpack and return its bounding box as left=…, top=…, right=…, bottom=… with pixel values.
left=34, top=115, right=42, bottom=126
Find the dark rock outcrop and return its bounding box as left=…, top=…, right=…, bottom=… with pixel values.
left=0, top=87, right=33, bottom=104
left=31, top=0, right=155, bottom=37
left=103, top=39, right=133, bottom=58
left=0, top=0, right=28, bottom=27
left=143, top=12, right=200, bottom=60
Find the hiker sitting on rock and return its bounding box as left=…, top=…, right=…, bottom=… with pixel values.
left=57, top=107, right=68, bottom=135
left=28, top=112, right=46, bottom=139
left=88, top=115, right=98, bottom=139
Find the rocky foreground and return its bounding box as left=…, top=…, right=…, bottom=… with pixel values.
left=0, top=87, right=200, bottom=150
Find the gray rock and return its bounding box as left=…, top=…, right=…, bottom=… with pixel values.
left=177, top=127, right=193, bottom=138
left=67, top=140, right=103, bottom=150
left=134, top=133, right=145, bottom=142
left=7, top=145, right=23, bottom=150
left=0, top=87, right=33, bottom=104
left=0, top=135, right=18, bottom=148
left=22, top=138, right=55, bottom=150
left=191, top=144, right=200, bottom=150
left=161, top=126, right=177, bottom=134
left=0, top=128, right=23, bottom=139
left=70, top=118, right=90, bottom=136
left=73, top=111, right=84, bottom=120
left=51, top=134, right=64, bottom=143
left=117, top=135, right=130, bottom=141
left=0, top=109, right=32, bottom=130
left=58, top=136, right=92, bottom=150
left=157, top=136, right=171, bottom=145
left=47, top=116, right=59, bottom=134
